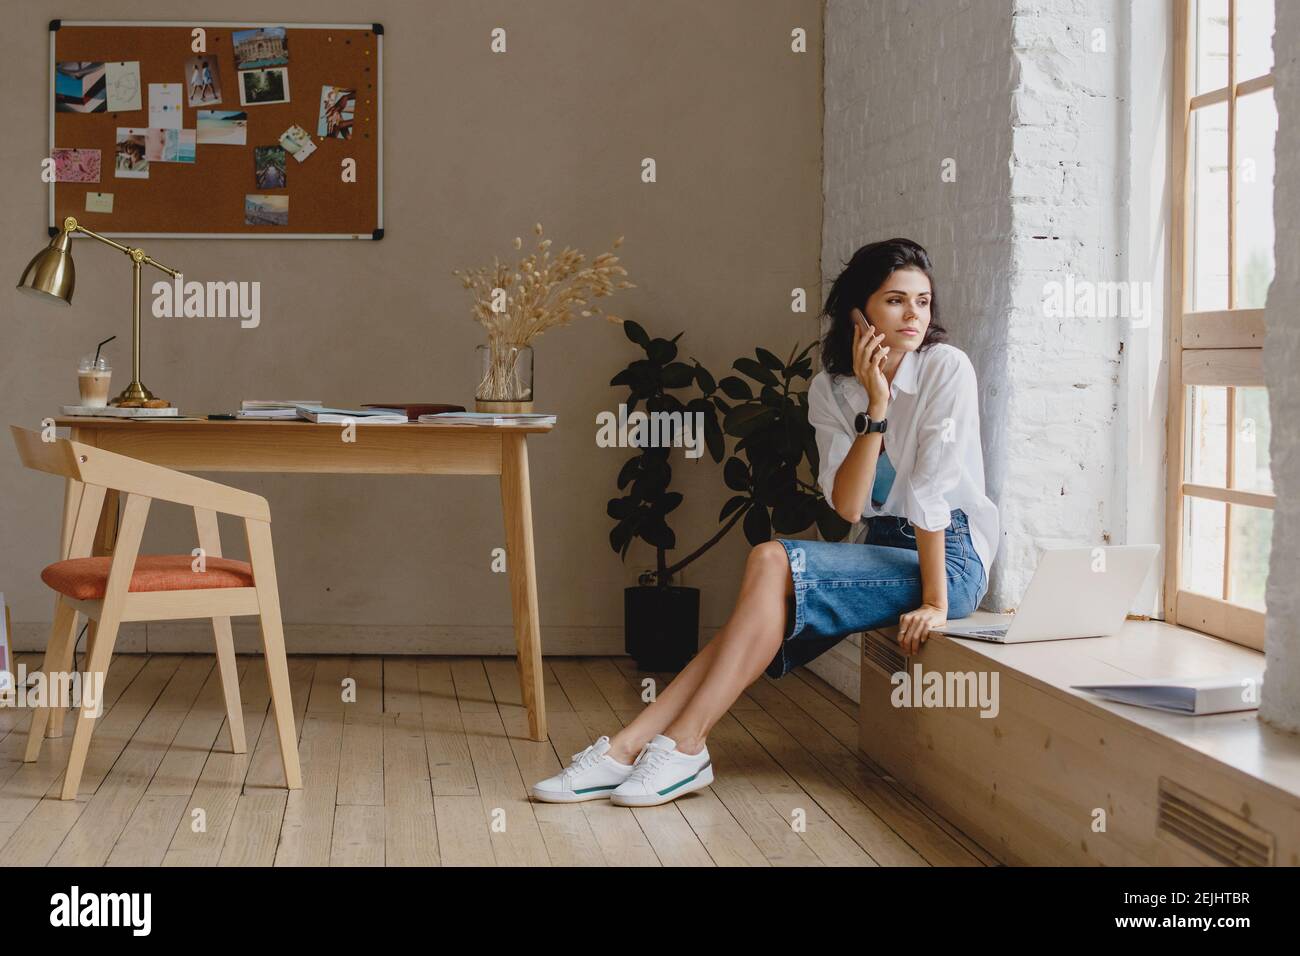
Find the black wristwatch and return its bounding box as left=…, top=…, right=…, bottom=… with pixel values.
left=854, top=411, right=887, bottom=435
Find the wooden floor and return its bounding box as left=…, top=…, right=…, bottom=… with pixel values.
left=0, top=652, right=996, bottom=866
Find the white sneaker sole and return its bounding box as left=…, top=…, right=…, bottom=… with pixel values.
left=530, top=783, right=623, bottom=803
left=609, top=762, right=714, bottom=807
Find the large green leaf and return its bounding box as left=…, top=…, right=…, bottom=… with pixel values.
left=815, top=499, right=852, bottom=542
left=623, top=319, right=650, bottom=348
left=647, top=338, right=678, bottom=364
left=692, top=361, right=716, bottom=394
left=719, top=494, right=749, bottom=521
left=723, top=456, right=750, bottom=491
left=641, top=516, right=676, bottom=550
left=662, top=362, right=695, bottom=389
left=755, top=347, right=784, bottom=370
left=718, top=376, right=753, bottom=400
left=733, top=357, right=779, bottom=387
left=743, top=505, right=772, bottom=545
left=723, top=404, right=776, bottom=438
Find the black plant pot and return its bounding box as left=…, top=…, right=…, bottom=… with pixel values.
left=624, top=585, right=699, bottom=672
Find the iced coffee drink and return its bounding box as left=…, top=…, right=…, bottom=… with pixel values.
left=78, top=356, right=112, bottom=408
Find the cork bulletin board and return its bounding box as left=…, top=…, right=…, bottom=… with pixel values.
left=48, top=20, right=383, bottom=238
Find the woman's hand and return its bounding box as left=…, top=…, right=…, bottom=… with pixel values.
left=897, top=603, right=947, bottom=655
left=851, top=308, right=890, bottom=417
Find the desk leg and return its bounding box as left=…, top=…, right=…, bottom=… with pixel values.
left=500, top=433, right=546, bottom=742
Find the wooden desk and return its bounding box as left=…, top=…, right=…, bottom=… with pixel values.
left=54, top=416, right=551, bottom=741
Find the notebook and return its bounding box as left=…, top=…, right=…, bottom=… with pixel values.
left=1072, top=675, right=1263, bottom=715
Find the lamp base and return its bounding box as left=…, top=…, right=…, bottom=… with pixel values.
left=112, top=381, right=170, bottom=408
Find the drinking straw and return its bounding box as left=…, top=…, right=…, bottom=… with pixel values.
left=93, top=335, right=117, bottom=366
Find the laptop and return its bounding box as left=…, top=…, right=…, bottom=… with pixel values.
left=934, top=545, right=1159, bottom=643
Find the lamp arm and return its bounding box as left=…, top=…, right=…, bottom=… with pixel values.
left=61, top=216, right=182, bottom=279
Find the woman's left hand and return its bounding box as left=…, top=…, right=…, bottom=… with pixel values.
left=897, top=603, right=947, bottom=655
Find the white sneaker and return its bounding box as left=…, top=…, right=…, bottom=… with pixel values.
left=530, top=736, right=636, bottom=803
left=609, top=734, right=714, bottom=807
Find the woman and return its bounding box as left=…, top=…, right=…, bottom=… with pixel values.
left=532, top=238, right=998, bottom=807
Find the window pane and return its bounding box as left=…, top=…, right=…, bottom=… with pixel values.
left=1186, top=386, right=1228, bottom=487
left=1235, top=89, right=1276, bottom=308
left=1183, top=496, right=1226, bottom=598
left=1228, top=503, right=1271, bottom=611
left=1191, top=102, right=1229, bottom=311
left=1195, top=0, right=1230, bottom=95
left=1232, top=386, right=1273, bottom=492
left=1235, top=0, right=1275, bottom=83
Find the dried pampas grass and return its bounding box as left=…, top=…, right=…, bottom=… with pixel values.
left=453, top=223, right=634, bottom=347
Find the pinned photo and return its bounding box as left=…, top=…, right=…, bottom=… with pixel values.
left=254, top=146, right=287, bottom=188
left=114, top=129, right=149, bottom=178
left=52, top=148, right=101, bottom=183
left=55, top=62, right=106, bottom=112
left=233, top=27, right=289, bottom=70
left=186, top=55, right=223, bottom=107
left=239, top=67, right=290, bottom=106
left=278, top=124, right=316, bottom=162
left=244, top=194, right=288, bottom=226
left=146, top=128, right=197, bottom=163
left=105, top=61, right=141, bottom=112
left=197, top=110, right=248, bottom=145
left=148, top=83, right=183, bottom=129
left=317, top=85, right=355, bottom=139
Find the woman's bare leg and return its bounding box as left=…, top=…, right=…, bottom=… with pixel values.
left=608, top=541, right=793, bottom=762
left=662, top=542, right=793, bottom=755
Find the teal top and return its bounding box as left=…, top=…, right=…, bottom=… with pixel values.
left=871, top=449, right=896, bottom=509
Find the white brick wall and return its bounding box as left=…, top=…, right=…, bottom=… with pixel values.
left=824, top=0, right=1128, bottom=612
left=819, top=0, right=1141, bottom=696
left=1261, top=2, right=1300, bottom=732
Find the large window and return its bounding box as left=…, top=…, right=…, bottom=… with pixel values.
left=1168, top=0, right=1275, bottom=649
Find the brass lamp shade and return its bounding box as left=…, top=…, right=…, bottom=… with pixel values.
left=16, top=232, right=75, bottom=304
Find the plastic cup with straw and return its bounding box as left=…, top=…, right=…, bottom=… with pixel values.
left=78, top=335, right=117, bottom=408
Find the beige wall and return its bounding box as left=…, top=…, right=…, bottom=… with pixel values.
left=1, top=1, right=824, bottom=653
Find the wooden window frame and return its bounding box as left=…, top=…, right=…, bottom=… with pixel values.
left=1166, top=0, right=1275, bottom=650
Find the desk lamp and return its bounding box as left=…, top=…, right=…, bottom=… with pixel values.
left=17, top=216, right=181, bottom=407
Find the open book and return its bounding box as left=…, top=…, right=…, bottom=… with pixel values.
left=1071, top=675, right=1263, bottom=715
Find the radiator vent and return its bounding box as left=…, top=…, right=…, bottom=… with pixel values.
left=861, top=631, right=907, bottom=678
left=1156, top=777, right=1274, bottom=867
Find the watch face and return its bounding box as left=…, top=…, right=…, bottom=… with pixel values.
left=855, top=412, right=866, bottom=434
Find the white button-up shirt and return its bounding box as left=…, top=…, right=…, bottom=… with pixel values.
left=808, top=342, right=999, bottom=580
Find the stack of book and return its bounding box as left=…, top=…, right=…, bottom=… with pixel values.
left=237, top=400, right=322, bottom=420
left=295, top=405, right=409, bottom=424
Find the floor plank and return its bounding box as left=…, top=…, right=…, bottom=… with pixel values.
left=1, top=652, right=986, bottom=869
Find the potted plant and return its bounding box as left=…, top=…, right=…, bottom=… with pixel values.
left=607, top=320, right=851, bottom=670
left=453, top=223, right=634, bottom=411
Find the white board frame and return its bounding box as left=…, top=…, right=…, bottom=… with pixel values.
left=48, top=19, right=384, bottom=240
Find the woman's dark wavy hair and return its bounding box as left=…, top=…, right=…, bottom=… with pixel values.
left=820, top=238, right=947, bottom=376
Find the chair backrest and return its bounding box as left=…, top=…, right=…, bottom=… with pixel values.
left=10, top=426, right=270, bottom=522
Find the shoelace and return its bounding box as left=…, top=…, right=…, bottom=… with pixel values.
left=626, top=746, right=671, bottom=782
left=560, top=743, right=605, bottom=784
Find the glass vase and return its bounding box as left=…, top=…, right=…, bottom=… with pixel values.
left=475, top=343, right=534, bottom=411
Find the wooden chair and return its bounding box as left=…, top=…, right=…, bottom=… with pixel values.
left=10, top=426, right=302, bottom=800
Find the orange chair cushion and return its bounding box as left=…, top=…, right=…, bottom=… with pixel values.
left=41, top=555, right=255, bottom=601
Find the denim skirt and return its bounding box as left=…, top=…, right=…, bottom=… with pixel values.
left=767, top=509, right=988, bottom=679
